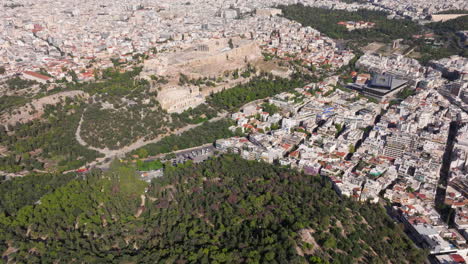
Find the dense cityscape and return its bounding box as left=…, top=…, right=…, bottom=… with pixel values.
left=0, top=0, right=467, bottom=262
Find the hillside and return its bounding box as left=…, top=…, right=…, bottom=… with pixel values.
left=0, top=99, right=103, bottom=172
left=0, top=66, right=314, bottom=173
left=0, top=155, right=426, bottom=263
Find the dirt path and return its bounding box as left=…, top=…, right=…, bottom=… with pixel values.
left=134, top=194, right=146, bottom=218
left=297, top=229, right=320, bottom=256
left=75, top=115, right=107, bottom=155
left=74, top=111, right=228, bottom=169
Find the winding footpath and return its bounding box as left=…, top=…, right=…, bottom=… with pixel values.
left=73, top=111, right=228, bottom=170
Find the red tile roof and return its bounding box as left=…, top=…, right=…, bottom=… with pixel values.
left=281, top=143, right=292, bottom=150
left=23, top=71, right=52, bottom=81
left=335, top=152, right=346, bottom=157
left=289, top=151, right=299, bottom=158
left=450, top=254, right=465, bottom=263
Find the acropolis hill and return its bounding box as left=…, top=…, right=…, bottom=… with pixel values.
left=141, top=37, right=263, bottom=113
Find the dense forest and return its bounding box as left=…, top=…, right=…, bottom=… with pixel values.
left=207, top=74, right=306, bottom=111
left=0, top=155, right=426, bottom=262
left=81, top=100, right=169, bottom=150
left=0, top=101, right=102, bottom=172
left=418, top=15, right=468, bottom=63
left=0, top=172, right=77, bottom=216
left=0, top=161, right=147, bottom=262
left=279, top=4, right=467, bottom=63
left=279, top=5, right=424, bottom=44
left=67, top=67, right=146, bottom=98
left=171, top=104, right=219, bottom=126
left=80, top=96, right=222, bottom=150
left=133, top=119, right=237, bottom=158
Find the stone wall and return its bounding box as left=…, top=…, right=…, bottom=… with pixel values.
left=157, top=86, right=205, bottom=113
left=171, top=40, right=262, bottom=78
left=142, top=38, right=262, bottom=80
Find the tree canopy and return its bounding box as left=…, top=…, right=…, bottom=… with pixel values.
left=0, top=156, right=427, bottom=263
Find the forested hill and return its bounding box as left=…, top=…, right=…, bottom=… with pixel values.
left=278, top=4, right=423, bottom=44
left=279, top=4, right=467, bottom=63
left=0, top=156, right=426, bottom=263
